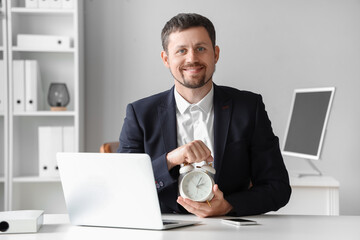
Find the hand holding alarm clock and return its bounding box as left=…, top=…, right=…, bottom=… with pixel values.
left=177, top=162, right=234, bottom=218
left=178, top=163, right=216, bottom=203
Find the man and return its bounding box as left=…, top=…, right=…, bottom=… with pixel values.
left=118, top=13, right=291, bottom=218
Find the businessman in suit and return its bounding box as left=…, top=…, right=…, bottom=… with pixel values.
left=118, top=13, right=291, bottom=217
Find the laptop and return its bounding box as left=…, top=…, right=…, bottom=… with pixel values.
left=57, top=152, right=199, bottom=230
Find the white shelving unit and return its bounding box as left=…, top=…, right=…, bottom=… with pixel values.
left=13, top=111, right=76, bottom=116
left=274, top=176, right=340, bottom=216
left=11, top=7, right=74, bottom=14
left=12, top=47, right=75, bottom=53
left=0, top=0, right=9, bottom=212
left=0, top=0, right=84, bottom=213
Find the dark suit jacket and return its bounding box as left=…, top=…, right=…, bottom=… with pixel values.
left=118, top=84, right=291, bottom=216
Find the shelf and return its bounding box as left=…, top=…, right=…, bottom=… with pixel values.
left=12, top=46, right=75, bottom=53
left=290, top=176, right=340, bottom=188
left=11, top=8, right=74, bottom=15
left=13, top=176, right=61, bottom=183
left=13, top=111, right=76, bottom=117
left=2, top=0, right=83, bottom=213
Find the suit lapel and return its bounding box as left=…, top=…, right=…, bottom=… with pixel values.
left=158, top=87, right=178, bottom=152
left=213, top=85, right=232, bottom=183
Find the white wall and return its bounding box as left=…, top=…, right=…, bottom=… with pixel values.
left=84, top=0, right=360, bottom=215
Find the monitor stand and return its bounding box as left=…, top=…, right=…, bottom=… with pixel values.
left=298, top=159, right=323, bottom=178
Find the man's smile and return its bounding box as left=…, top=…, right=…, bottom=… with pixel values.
left=182, top=64, right=205, bottom=74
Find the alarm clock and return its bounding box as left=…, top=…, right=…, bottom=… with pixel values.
left=178, top=163, right=216, bottom=202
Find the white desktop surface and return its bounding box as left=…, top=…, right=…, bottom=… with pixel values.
left=3, top=214, right=360, bottom=240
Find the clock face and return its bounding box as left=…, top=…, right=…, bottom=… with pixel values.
left=179, top=170, right=214, bottom=202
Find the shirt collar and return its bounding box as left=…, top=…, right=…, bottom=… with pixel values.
left=174, top=84, right=214, bottom=114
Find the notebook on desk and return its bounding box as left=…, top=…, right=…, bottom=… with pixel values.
left=57, top=152, right=198, bottom=230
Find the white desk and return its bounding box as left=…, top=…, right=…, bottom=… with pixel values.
left=276, top=176, right=340, bottom=215
left=3, top=214, right=359, bottom=240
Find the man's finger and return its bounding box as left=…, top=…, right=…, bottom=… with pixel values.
left=206, top=155, right=214, bottom=163
left=196, top=140, right=212, bottom=161
left=177, top=197, right=197, bottom=213
left=183, top=140, right=212, bottom=164
left=177, top=197, right=211, bottom=218
left=213, top=184, right=223, bottom=198
left=189, top=141, right=206, bottom=161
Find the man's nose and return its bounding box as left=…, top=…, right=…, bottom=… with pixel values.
left=186, top=49, right=199, bottom=63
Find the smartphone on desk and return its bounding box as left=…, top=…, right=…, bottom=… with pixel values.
left=222, top=218, right=257, bottom=226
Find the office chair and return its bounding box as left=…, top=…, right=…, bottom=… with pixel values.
left=100, top=141, right=120, bottom=153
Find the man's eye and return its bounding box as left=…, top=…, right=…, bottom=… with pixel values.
left=178, top=49, right=186, bottom=54
left=198, top=47, right=205, bottom=52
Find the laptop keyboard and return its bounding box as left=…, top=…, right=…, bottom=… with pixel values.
left=163, top=221, right=179, bottom=225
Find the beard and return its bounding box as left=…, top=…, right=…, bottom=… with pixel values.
left=170, top=63, right=215, bottom=89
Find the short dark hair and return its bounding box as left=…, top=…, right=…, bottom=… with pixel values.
left=161, top=13, right=216, bottom=53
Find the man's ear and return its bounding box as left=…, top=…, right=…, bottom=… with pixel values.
left=161, top=50, right=170, bottom=68
left=214, top=45, right=220, bottom=64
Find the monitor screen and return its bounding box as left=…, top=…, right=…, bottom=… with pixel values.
left=282, top=87, right=335, bottom=160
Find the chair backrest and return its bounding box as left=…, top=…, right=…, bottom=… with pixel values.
left=100, top=142, right=120, bottom=153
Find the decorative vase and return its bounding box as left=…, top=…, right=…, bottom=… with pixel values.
left=47, top=83, right=70, bottom=111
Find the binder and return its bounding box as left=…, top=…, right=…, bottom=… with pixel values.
left=38, top=0, right=50, bottom=9
left=17, top=34, right=71, bottom=50
left=25, top=60, right=43, bottom=111
left=13, top=60, right=25, bottom=113
left=61, top=0, right=73, bottom=9
left=63, top=126, right=75, bottom=152
left=25, top=0, right=39, bottom=8
left=38, top=126, right=63, bottom=177
left=49, top=0, right=62, bottom=8
left=0, top=61, right=4, bottom=112
left=38, top=126, right=75, bottom=177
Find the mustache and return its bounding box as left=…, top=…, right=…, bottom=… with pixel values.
left=181, top=62, right=205, bottom=68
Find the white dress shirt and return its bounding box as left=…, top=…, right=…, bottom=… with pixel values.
left=174, top=85, right=214, bottom=167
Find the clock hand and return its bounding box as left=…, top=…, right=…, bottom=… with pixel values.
left=196, top=177, right=203, bottom=187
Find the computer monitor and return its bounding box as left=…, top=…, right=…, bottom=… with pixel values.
left=282, top=87, right=335, bottom=173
